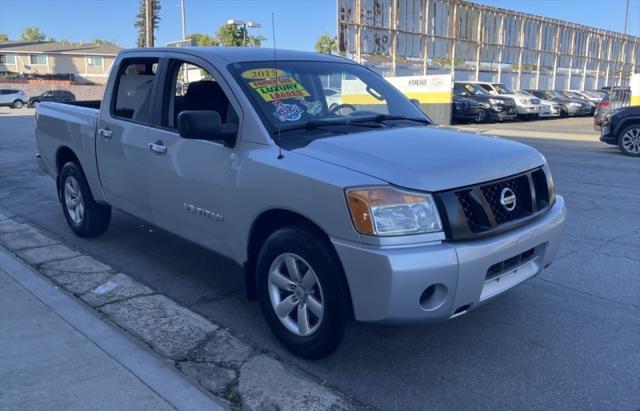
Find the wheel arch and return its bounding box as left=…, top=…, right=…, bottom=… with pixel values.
left=615, top=119, right=640, bottom=142
left=244, top=208, right=348, bottom=303
left=55, top=146, right=81, bottom=199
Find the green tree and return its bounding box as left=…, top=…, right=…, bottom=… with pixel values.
left=0, top=33, right=9, bottom=42
left=315, top=33, right=337, bottom=54
left=19, top=26, right=46, bottom=41
left=134, top=0, right=161, bottom=47
left=188, top=33, right=219, bottom=46
left=189, top=24, right=265, bottom=48
left=215, top=23, right=264, bottom=47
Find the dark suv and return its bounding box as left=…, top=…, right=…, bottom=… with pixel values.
left=28, top=90, right=76, bottom=108
left=453, top=82, right=517, bottom=122
left=600, top=105, right=640, bottom=157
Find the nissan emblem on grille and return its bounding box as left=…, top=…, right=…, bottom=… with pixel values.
left=500, top=187, right=517, bottom=211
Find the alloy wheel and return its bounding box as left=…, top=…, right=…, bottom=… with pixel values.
left=64, top=176, right=84, bottom=224
left=267, top=253, right=324, bottom=337
left=621, top=128, right=640, bottom=154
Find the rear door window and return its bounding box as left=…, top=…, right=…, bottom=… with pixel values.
left=112, top=58, right=159, bottom=122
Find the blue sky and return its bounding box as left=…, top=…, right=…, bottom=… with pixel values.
left=0, top=0, right=638, bottom=50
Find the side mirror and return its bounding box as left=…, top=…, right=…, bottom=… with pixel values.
left=177, top=110, right=233, bottom=147
left=410, top=98, right=421, bottom=107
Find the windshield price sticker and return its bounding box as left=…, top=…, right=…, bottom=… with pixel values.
left=250, top=78, right=310, bottom=102
left=241, top=68, right=285, bottom=79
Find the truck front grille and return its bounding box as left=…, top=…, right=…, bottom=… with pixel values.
left=435, top=168, right=553, bottom=241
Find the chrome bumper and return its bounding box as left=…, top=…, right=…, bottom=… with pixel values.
left=332, top=195, right=566, bottom=323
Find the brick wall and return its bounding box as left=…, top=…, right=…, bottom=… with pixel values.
left=0, top=81, right=105, bottom=100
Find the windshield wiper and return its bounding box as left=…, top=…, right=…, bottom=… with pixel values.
left=276, top=118, right=383, bottom=134
left=348, top=114, right=432, bottom=125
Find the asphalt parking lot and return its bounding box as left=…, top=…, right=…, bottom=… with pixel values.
left=1, top=107, right=638, bottom=410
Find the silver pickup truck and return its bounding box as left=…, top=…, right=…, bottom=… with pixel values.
left=35, top=48, right=566, bottom=358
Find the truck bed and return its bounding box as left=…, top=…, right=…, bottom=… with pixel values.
left=35, top=101, right=103, bottom=202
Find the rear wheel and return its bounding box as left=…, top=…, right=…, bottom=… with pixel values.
left=12, top=100, right=23, bottom=109
left=256, top=225, right=352, bottom=359
left=59, top=162, right=111, bottom=237
left=618, top=125, right=640, bottom=157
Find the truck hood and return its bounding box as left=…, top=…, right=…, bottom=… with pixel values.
left=292, top=126, right=545, bottom=192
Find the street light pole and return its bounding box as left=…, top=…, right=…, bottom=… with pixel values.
left=227, top=19, right=261, bottom=47
left=181, top=0, right=187, bottom=40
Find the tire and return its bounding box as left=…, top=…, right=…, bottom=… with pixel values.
left=475, top=109, right=487, bottom=123
left=12, top=100, right=24, bottom=109
left=30, top=101, right=39, bottom=109
left=617, top=124, right=640, bottom=157
left=59, top=162, right=111, bottom=237
left=256, top=225, right=353, bottom=359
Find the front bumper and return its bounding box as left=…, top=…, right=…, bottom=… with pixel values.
left=599, top=122, right=616, bottom=144
left=489, top=106, right=517, bottom=121
left=517, top=105, right=540, bottom=115
left=452, top=107, right=480, bottom=120
left=333, top=195, right=566, bottom=323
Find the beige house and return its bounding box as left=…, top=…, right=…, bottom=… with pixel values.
left=0, top=41, right=121, bottom=84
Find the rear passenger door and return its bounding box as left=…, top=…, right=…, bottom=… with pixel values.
left=146, top=55, right=241, bottom=257
left=96, top=57, right=160, bottom=221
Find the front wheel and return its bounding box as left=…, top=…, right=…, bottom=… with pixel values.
left=475, top=109, right=487, bottom=123
left=59, top=162, right=111, bottom=237
left=12, top=100, right=24, bottom=109
left=618, top=125, right=640, bottom=157
left=256, top=226, right=352, bottom=359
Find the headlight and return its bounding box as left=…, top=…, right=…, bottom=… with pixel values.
left=489, top=98, right=502, bottom=104
left=346, top=187, right=442, bottom=236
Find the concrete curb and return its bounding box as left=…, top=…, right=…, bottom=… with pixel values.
left=0, top=211, right=353, bottom=410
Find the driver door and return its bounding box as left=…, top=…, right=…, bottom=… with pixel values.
left=146, top=56, right=241, bottom=257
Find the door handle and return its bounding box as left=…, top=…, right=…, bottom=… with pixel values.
left=98, top=128, right=112, bottom=139
left=148, top=141, right=167, bottom=155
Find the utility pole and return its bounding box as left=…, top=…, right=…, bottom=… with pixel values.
left=181, top=0, right=187, bottom=40
left=145, top=0, right=154, bottom=47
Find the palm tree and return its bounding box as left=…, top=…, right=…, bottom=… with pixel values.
left=315, top=34, right=337, bottom=54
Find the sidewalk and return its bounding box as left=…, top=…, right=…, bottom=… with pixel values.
left=0, top=247, right=226, bottom=411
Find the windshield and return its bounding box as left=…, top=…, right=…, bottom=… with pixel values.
left=493, top=83, right=515, bottom=94
left=456, top=83, right=489, bottom=96
left=229, top=61, right=429, bottom=146
left=545, top=90, right=563, bottom=99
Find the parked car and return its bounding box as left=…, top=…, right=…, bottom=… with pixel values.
left=35, top=47, right=566, bottom=358
left=559, top=91, right=596, bottom=114
left=593, top=87, right=631, bottom=130
left=29, top=89, right=76, bottom=108
left=600, top=105, right=640, bottom=156
left=453, top=82, right=517, bottom=122
left=472, top=82, right=541, bottom=119
left=0, top=88, right=28, bottom=109
left=568, top=90, right=603, bottom=104
left=526, top=90, right=591, bottom=117
left=451, top=95, right=481, bottom=123
left=517, top=91, right=560, bottom=118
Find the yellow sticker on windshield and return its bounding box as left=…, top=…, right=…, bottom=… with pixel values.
left=249, top=77, right=310, bottom=102
left=241, top=68, right=285, bottom=79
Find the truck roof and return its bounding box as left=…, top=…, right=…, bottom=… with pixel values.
left=118, top=47, right=351, bottom=64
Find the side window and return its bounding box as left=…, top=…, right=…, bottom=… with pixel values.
left=479, top=84, right=492, bottom=92
left=163, top=60, right=239, bottom=138
left=112, top=58, right=158, bottom=121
